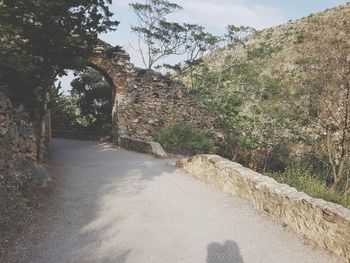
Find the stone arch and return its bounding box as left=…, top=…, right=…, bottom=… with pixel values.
left=90, top=42, right=132, bottom=143
left=89, top=40, right=219, bottom=144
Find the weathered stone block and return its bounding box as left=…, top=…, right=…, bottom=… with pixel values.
left=119, top=136, right=167, bottom=158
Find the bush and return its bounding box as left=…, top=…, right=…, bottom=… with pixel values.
left=268, top=168, right=350, bottom=208
left=247, top=43, right=282, bottom=60
left=155, top=123, right=214, bottom=155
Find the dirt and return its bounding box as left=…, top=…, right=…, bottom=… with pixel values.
left=2, top=139, right=341, bottom=263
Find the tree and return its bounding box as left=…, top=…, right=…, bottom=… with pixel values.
left=130, top=0, right=186, bottom=69
left=225, top=25, right=256, bottom=44
left=70, top=68, right=112, bottom=132
left=51, top=82, right=80, bottom=131
left=294, top=18, right=350, bottom=193
left=0, top=0, right=118, bottom=160
left=181, top=24, right=220, bottom=89
left=0, top=0, right=118, bottom=98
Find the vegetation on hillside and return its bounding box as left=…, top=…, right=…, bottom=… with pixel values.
left=136, top=1, right=350, bottom=205
left=172, top=3, right=350, bottom=202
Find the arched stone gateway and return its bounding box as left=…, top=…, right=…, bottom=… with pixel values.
left=90, top=41, right=219, bottom=144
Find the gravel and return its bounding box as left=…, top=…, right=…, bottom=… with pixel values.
left=3, top=139, right=340, bottom=263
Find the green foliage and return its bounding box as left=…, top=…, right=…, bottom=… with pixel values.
left=50, top=83, right=79, bottom=130
left=105, top=46, right=123, bottom=58
left=51, top=68, right=112, bottom=133
left=70, top=68, right=112, bottom=132
left=264, top=31, right=273, bottom=40
left=268, top=168, right=350, bottom=208
left=130, top=0, right=221, bottom=71
left=130, top=0, right=185, bottom=69
left=155, top=123, right=214, bottom=154
left=225, top=25, right=256, bottom=43
left=295, top=31, right=306, bottom=44
left=247, top=43, right=282, bottom=60
left=0, top=0, right=118, bottom=109
left=175, top=5, right=350, bottom=201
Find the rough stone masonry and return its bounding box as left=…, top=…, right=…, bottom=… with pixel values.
left=1, top=40, right=220, bottom=186
left=91, top=41, right=220, bottom=143
left=177, top=154, right=350, bottom=263
left=0, top=91, right=37, bottom=177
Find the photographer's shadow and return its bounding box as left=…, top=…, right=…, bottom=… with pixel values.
left=206, top=240, right=244, bottom=263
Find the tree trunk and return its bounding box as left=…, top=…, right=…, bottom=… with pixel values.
left=37, top=91, right=49, bottom=162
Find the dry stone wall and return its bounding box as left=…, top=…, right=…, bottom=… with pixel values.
left=0, top=90, right=52, bottom=241
left=91, top=42, right=220, bottom=143
left=0, top=92, right=37, bottom=177
left=177, top=154, right=350, bottom=263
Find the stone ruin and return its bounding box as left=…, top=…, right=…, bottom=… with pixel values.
left=0, top=40, right=220, bottom=176
left=91, top=41, right=219, bottom=143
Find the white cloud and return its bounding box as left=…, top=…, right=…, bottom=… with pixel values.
left=113, top=0, right=285, bottom=30
left=173, top=0, right=284, bottom=30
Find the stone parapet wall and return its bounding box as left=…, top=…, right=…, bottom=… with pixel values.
left=176, top=154, right=350, bottom=263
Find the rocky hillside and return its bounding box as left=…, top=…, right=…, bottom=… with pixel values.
left=176, top=3, right=350, bottom=197
left=203, top=3, right=350, bottom=86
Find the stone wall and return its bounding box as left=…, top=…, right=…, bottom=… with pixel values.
left=0, top=91, right=52, bottom=247
left=91, top=42, right=220, bottom=143
left=0, top=92, right=37, bottom=176
left=176, top=154, right=350, bottom=263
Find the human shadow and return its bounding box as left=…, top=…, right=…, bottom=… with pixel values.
left=206, top=240, right=244, bottom=263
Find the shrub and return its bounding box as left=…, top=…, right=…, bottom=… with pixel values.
left=247, top=43, right=282, bottom=60
left=268, top=168, right=350, bottom=208
left=155, top=123, right=214, bottom=155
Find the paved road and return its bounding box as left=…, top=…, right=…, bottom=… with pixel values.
left=6, top=139, right=339, bottom=263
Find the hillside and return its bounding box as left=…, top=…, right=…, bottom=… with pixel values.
left=175, top=3, right=350, bottom=202
left=204, top=3, right=350, bottom=84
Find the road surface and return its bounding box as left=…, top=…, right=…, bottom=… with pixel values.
left=5, top=139, right=339, bottom=263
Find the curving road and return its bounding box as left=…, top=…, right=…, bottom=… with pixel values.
left=5, top=139, right=339, bottom=263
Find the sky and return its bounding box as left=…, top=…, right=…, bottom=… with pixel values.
left=59, top=0, right=349, bottom=91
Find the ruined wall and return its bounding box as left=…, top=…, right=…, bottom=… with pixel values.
left=0, top=91, right=52, bottom=248
left=91, top=42, right=220, bottom=142
left=177, top=155, right=350, bottom=263
left=0, top=92, right=37, bottom=176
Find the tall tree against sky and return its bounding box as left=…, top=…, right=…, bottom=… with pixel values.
left=130, top=0, right=186, bottom=69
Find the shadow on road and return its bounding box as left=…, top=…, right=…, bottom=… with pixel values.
left=3, top=139, right=171, bottom=263
left=206, top=240, right=244, bottom=263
